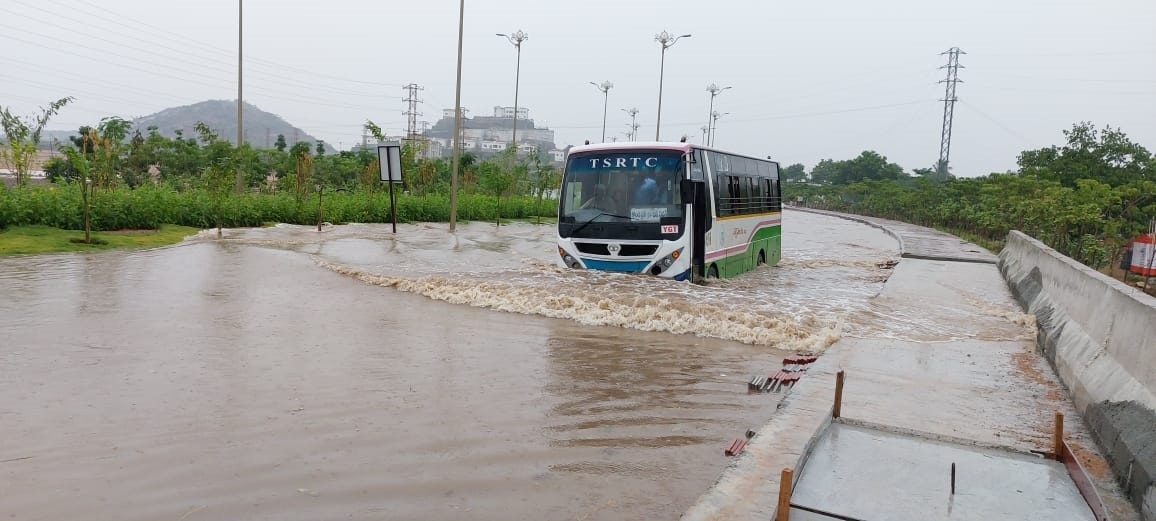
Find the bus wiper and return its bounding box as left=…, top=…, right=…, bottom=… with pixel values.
left=570, top=211, right=630, bottom=235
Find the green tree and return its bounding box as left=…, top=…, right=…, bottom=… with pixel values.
left=781, top=163, right=807, bottom=183
left=59, top=128, right=96, bottom=243
left=194, top=122, right=235, bottom=237
left=530, top=156, right=560, bottom=224
left=89, top=117, right=131, bottom=189
left=0, top=97, right=73, bottom=186
left=1018, top=122, right=1152, bottom=188
left=274, top=134, right=287, bottom=152
left=480, top=149, right=526, bottom=226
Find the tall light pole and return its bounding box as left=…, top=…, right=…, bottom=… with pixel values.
left=589, top=81, right=613, bottom=142
left=701, top=125, right=709, bottom=144
left=710, top=111, right=729, bottom=146
left=235, top=0, right=243, bottom=192
left=705, top=83, right=731, bottom=147
left=449, top=0, right=466, bottom=232
left=497, top=30, right=528, bottom=154
left=654, top=31, right=691, bottom=141
left=622, top=107, right=639, bottom=141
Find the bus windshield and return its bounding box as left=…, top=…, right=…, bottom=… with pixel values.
left=560, top=151, right=684, bottom=224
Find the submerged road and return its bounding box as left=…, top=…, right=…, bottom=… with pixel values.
left=683, top=207, right=1140, bottom=521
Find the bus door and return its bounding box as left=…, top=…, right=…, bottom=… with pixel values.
left=683, top=151, right=711, bottom=280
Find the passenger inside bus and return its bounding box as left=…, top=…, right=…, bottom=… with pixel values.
left=580, top=184, right=609, bottom=209
left=580, top=183, right=628, bottom=216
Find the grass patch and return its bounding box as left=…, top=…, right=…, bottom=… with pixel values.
left=0, top=224, right=201, bottom=256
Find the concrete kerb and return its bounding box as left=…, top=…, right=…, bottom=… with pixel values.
left=680, top=355, right=841, bottom=521
left=902, top=252, right=998, bottom=265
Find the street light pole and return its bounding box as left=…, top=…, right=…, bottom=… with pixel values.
left=497, top=30, right=528, bottom=154
left=235, top=0, right=243, bottom=192
left=590, top=81, right=613, bottom=142
left=449, top=0, right=466, bottom=232
left=705, top=84, right=731, bottom=147
left=654, top=31, right=691, bottom=141
left=622, top=107, right=639, bottom=141
left=710, top=111, right=729, bottom=146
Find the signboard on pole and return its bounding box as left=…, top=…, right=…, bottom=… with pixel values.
left=376, top=145, right=403, bottom=233
left=377, top=145, right=403, bottom=183
left=1131, top=234, right=1156, bottom=276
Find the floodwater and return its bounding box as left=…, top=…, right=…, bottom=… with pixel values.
left=3, top=210, right=909, bottom=520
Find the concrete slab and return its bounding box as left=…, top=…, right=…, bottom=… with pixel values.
left=790, top=423, right=1096, bottom=521
left=683, top=209, right=1141, bottom=521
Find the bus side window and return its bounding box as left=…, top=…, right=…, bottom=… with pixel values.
left=729, top=176, right=740, bottom=214
left=752, top=176, right=764, bottom=211
left=772, top=179, right=782, bottom=211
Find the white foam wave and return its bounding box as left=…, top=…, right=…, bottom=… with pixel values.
left=316, top=259, right=843, bottom=352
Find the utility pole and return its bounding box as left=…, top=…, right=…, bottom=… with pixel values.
left=938, top=47, right=965, bottom=179
left=622, top=107, right=639, bottom=141
left=235, top=0, right=243, bottom=192
left=402, top=83, right=424, bottom=144
left=449, top=0, right=465, bottom=232
left=701, top=125, right=709, bottom=144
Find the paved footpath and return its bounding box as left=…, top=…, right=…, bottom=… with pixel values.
left=682, top=208, right=1139, bottom=521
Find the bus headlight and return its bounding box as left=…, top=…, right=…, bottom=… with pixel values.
left=559, top=247, right=582, bottom=269
left=654, top=248, right=684, bottom=273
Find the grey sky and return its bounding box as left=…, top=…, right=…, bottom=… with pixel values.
left=2, top=0, right=1154, bottom=177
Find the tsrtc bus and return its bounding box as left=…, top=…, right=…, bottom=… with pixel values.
left=556, top=141, right=782, bottom=281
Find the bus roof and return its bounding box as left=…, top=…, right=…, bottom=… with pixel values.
left=566, top=141, right=692, bottom=155
left=564, top=141, right=777, bottom=165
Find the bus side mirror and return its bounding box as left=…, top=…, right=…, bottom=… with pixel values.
left=680, top=179, right=699, bottom=202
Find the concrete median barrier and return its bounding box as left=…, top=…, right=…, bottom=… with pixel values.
left=999, top=230, right=1156, bottom=520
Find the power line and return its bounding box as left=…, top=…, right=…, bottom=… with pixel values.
left=1, top=3, right=388, bottom=100
left=63, top=0, right=406, bottom=89
left=547, top=99, right=935, bottom=129
left=0, top=28, right=388, bottom=112
left=0, top=17, right=385, bottom=104
left=0, top=56, right=192, bottom=106
left=957, top=100, right=1033, bottom=146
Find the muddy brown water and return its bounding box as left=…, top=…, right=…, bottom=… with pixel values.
left=3, top=210, right=911, bottom=520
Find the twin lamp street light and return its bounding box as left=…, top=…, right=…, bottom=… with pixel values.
left=496, top=29, right=704, bottom=146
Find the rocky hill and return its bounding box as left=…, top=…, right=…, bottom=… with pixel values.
left=133, top=99, right=327, bottom=150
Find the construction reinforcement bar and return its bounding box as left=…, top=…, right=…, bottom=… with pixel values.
left=789, top=503, right=870, bottom=521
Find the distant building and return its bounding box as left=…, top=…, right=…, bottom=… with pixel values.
left=424, top=106, right=565, bottom=163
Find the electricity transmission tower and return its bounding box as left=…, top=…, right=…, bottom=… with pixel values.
left=403, top=83, right=425, bottom=143
left=937, top=47, right=965, bottom=179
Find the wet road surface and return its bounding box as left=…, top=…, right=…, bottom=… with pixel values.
left=2, top=210, right=903, bottom=520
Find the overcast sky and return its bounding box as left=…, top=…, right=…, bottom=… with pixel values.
left=2, top=0, right=1153, bottom=176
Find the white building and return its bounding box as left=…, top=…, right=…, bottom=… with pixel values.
left=492, top=106, right=529, bottom=120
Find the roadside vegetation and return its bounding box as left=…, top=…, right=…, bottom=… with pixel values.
left=2, top=98, right=1151, bottom=270
left=784, top=122, right=1155, bottom=273
left=1, top=100, right=560, bottom=255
